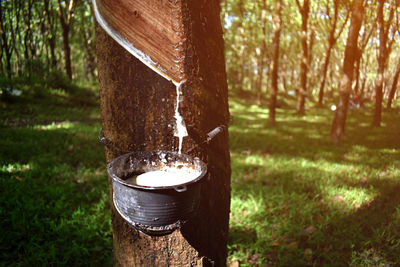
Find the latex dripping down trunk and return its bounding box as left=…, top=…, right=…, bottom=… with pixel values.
left=92, top=0, right=188, bottom=154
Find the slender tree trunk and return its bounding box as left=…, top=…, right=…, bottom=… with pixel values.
left=353, top=53, right=362, bottom=95
left=0, top=2, right=12, bottom=78
left=256, top=0, right=267, bottom=105
left=318, top=43, right=332, bottom=106
left=9, top=1, right=22, bottom=76
left=44, top=0, right=57, bottom=68
left=62, top=26, right=73, bottom=79
left=372, top=0, right=395, bottom=127
left=373, top=67, right=384, bottom=126
left=269, top=0, right=282, bottom=125
left=57, top=0, right=76, bottom=80
left=330, top=0, right=363, bottom=141
left=296, top=0, right=310, bottom=115
left=237, top=0, right=246, bottom=95
left=318, top=0, right=348, bottom=106
left=95, top=0, right=230, bottom=265
left=387, top=56, right=400, bottom=109
left=360, top=73, right=367, bottom=97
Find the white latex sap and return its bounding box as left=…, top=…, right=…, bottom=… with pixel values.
left=126, top=168, right=200, bottom=187
left=93, top=0, right=188, bottom=154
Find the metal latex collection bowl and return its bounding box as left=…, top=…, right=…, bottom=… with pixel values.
left=107, top=150, right=207, bottom=236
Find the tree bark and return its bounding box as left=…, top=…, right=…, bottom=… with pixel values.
left=57, top=0, right=76, bottom=80
left=296, top=0, right=310, bottom=115
left=269, top=0, right=282, bottom=125
left=318, top=0, right=347, bottom=106
left=95, top=1, right=231, bottom=266
left=44, top=0, right=57, bottom=68
left=255, top=0, right=268, bottom=106
left=372, top=0, right=395, bottom=127
left=330, top=0, right=364, bottom=141
left=0, top=2, right=13, bottom=78
left=62, top=26, right=73, bottom=79
left=237, top=0, right=246, bottom=95
left=387, top=56, right=400, bottom=109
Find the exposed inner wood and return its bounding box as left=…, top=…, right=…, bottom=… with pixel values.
left=97, top=0, right=185, bottom=82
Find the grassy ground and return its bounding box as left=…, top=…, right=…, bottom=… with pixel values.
left=228, top=95, right=400, bottom=266
left=0, top=86, right=112, bottom=266
left=1, top=85, right=399, bottom=266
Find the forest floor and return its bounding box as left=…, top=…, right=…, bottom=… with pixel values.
left=1, top=85, right=399, bottom=266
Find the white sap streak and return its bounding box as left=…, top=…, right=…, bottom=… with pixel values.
left=126, top=168, right=200, bottom=187
left=173, top=81, right=188, bottom=154
left=93, top=0, right=188, bottom=154
left=92, top=0, right=176, bottom=84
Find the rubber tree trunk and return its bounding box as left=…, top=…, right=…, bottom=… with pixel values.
left=62, top=26, right=73, bottom=80
left=44, top=0, right=57, bottom=68
left=372, top=0, right=395, bottom=127
left=57, top=0, right=76, bottom=80
left=255, top=0, right=267, bottom=106
left=95, top=1, right=231, bottom=266
left=269, top=0, right=282, bottom=125
left=296, top=0, right=309, bottom=115
left=330, top=0, right=363, bottom=141
left=387, top=56, right=400, bottom=109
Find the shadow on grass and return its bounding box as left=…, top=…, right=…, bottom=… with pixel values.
left=228, top=100, right=400, bottom=265
left=230, top=163, right=400, bottom=265
left=0, top=123, right=112, bottom=266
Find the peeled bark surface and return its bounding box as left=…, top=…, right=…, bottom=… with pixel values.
left=96, top=1, right=231, bottom=266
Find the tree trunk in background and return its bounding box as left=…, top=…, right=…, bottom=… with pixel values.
left=372, top=0, right=395, bottom=127
left=256, top=0, right=267, bottom=106
left=237, top=0, right=246, bottom=95
left=330, top=0, right=363, bottom=141
left=0, top=2, right=13, bottom=78
left=318, top=44, right=332, bottom=106
left=387, top=56, right=400, bottom=109
left=44, top=0, right=57, bottom=68
left=22, top=0, right=34, bottom=61
left=62, top=26, right=72, bottom=79
left=319, top=0, right=348, bottom=106
left=57, top=0, right=76, bottom=80
left=296, top=0, right=310, bottom=115
left=269, top=0, right=282, bottom=125
left=95, top=1, right=231, bottom=266
left=0, top=2, right=12, bottom=78
left=353, top=51, right=362, bottom=95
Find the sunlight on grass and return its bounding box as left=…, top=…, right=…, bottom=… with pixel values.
left=1, top=163, right=32, bottom=173
left=228, top=98, right=400, bottom=266
left=33, top=121, right=76, bottom=130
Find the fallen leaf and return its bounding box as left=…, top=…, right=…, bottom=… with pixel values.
left=304, top=248, right=313, bottom=260
left=248, top=254, right=260, bottom=265
left=15, top=176, right=23, bottom=181
left=304, top=225, right=315, bottom=235
left=287, top=241, right=299, bottom=249
left=271, top=242, right=280, bottom=247
left=333, top=195, right=345, bottom=203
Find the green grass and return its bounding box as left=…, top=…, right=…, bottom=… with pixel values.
left=0, top=85, right=112, bottom=266
left=1, top=84, right=399, bottom=266
left=228, top=97, right=400, bottom=266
